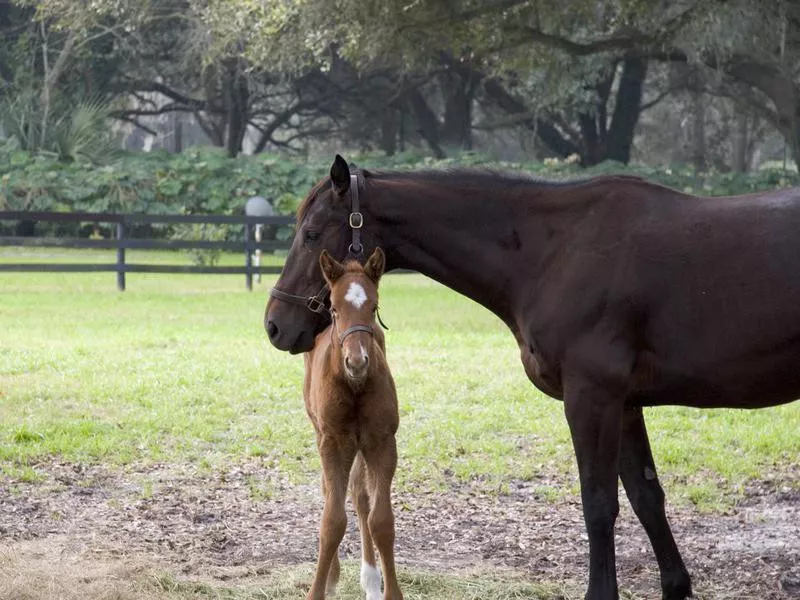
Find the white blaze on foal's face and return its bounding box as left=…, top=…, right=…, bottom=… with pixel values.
left=344, top=281, right=368, bottom=309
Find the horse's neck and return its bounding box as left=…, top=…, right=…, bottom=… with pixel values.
left=371, top=178, right=545, bottom=325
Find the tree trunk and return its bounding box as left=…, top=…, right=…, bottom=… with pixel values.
left=380, top=108, right=399, bottom=155
left=732, top=108, right=748, bottom=172
left=481, top=77, right=579, bottom=158
left=691, top=88, right=706, bottom=171
left=605, top=56, right=648, bottom=164
left=224, top=60, right=249, bottom=157
left=405, top=88, right=446, bottom=158
left=578, top=112, right=602, bottom=166
left=711, top=58, right=800, bottom=169
left=441, top=71, right=474, bottom=150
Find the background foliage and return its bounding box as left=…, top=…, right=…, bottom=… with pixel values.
left=0, top=147, right=797, bottom=218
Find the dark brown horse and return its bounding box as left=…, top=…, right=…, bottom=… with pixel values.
left=265, top=155, right=800, bottom=600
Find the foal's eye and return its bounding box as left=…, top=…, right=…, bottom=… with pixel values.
left=304, top=231, right=320, bottom=243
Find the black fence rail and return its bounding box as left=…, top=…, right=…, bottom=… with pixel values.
left=0, top=210, right=295, bottom=290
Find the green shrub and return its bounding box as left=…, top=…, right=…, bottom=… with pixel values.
left=0, top=148, right=798, bottom=220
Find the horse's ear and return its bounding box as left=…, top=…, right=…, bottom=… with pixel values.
left=319, top=249, right=345, bottom=284
left=363, top=247, right=386, bottom=283
left=330, top=154, right=351, bottom=197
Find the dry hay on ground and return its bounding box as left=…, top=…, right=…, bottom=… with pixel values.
left=0, top=461, right=798, bottom=599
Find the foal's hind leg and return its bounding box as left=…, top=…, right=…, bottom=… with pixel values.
left=362, top=436, right=403, bottom=600
left=619, top=407, right=691, bottom=600
left=351, top=453, right=382, bottom=600
left=309, top=437, right=357, bottom=600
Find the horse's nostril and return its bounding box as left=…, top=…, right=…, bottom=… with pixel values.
left=266, top=320, right=279, bottom=340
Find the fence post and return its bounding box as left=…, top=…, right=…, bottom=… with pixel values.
left=244, top=222, right=253, bottom=291
left=116, top=221, right=126, bottom=291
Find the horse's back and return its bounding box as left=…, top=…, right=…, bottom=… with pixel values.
left=622, top=184, right=800, bottom=408
left=524, top=180, right=800, bottom=409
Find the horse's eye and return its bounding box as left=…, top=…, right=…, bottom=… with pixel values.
left=305, top=231, right=320, bottom=242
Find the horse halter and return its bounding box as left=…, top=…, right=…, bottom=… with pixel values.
left=269, top=173, right=363, bottom=314
left=333, top=321, right=374, bottom=347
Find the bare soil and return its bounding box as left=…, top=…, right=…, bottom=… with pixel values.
left=1, top=461, right=798, bottom=599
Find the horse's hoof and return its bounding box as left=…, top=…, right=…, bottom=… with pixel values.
left=662, top=578, right=692, bottom=600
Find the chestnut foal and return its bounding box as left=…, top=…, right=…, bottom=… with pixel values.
left=303, top=247, right=402, bottom=600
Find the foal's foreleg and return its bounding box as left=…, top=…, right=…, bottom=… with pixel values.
left=309, top=437, right=356, bottom=600
left=351, top=453, right=382, bottom=600
left=619, top=407, right=691, bottom=600
left=363, top=436, right=403, bottom=600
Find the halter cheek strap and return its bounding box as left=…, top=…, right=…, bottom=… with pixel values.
left=348, top=173, right=363, bottom=256
left=270, top=172, right=365, bottom=313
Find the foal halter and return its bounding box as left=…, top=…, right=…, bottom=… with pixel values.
left=269, top=173, right=364, bottom=314
left=334, top=322, right=374, bottom=346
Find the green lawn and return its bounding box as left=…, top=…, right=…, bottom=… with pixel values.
left=1, top=249, right=798, bottom=510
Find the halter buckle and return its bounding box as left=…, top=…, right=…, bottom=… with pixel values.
left=349, top=212, right=363, bottom=229
left=306, top=296, right=327, bottom=313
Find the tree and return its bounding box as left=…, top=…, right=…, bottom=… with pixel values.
left=214, top=0, right=674, bottom=163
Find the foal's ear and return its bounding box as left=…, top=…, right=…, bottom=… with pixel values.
left=330, top=154, right=351, bottom=197
left=319, top=249, right=345, bottom=284
left=363, top=247, right=386, bottom=283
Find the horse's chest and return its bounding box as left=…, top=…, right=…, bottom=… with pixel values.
left=306, top=385, right=398, bottom=439
left=521, top=338, right=563, bottom=399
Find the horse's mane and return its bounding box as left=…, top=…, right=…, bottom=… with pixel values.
left=366, top=167, right=617, bottom=189
left=295, top=167, right=648, bottom=222
left=296, top=177, right=330, bottom=223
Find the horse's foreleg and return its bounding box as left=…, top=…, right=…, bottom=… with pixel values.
left=363, top=436, right=403, bottom=600
left=318, top=473, right=341, bottom=596
left=351, top=453, right=382, bottom=600
left=564, top=371, right=626, bottom=600
left=309, top=437, right=356, bottom=600
left=619, top=407, right=691, bottom=600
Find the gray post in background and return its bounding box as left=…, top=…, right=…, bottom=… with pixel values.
left=244, top=221, right=253, bottom=291
left=116, top=221, right=126, bottom=291
left=244, top=196, right=275, bottom=291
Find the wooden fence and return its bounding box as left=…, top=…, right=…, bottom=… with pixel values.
left=0, top=211, right=294, bottom=290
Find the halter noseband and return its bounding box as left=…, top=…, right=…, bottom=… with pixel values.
left=269, top=173, right=363, bottom=313
left=335, top=323, right=374, bottom=346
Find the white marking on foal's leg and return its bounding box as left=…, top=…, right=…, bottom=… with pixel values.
left=345, top=282, right=368, bottom=309
left=360, top=560, right=382, bottom=600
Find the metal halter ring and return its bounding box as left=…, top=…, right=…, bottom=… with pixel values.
left=349, top=212, right=363, bottom=228
left=306, top=295, right=327, bottom=313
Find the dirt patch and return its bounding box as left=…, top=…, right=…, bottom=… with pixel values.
left=1, top=461, right=798, bottom=599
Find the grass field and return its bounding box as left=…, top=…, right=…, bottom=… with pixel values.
left=2, top=249, right=798, bottom=507
left=1, top=248, right=799, bottom=598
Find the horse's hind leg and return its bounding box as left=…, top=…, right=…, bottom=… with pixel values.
left=351, top=453, right=382, bottom=600
left=363, top=436, right=403, bottom=600
left=309, top=437, right=357, bottom=600
left=619, top=407, right=691, bottom=600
